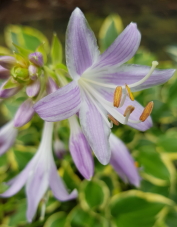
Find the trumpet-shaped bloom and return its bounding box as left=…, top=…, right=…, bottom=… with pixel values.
left=0, top=122, right=77, bottom=222
left=34, top=8, right=175, bottom=165
left=110, top=134, right=140, bottom=187
left=0, top=120, right=18, bottom=156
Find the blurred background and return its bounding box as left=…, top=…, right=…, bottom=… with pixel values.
left=1, top=0, right=177, bottom=227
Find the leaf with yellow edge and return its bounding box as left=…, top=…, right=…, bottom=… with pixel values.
left=44, top=212, right=66, bottom=227
left=99, top=14, right=123, bottom=51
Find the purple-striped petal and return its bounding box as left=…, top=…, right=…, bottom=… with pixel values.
left=46, top=77, right=59, bottom=94
left=79, top=91, right=111, bottom=165
left=0, top=66, right=10, bottom=79
left=0, top=121, right=18, bottom=156
left=49, top=159, right=78, bottom=201
left=26, top=79, right=40, bottom=97
left=26, top=163, right=49, bottom=222
left=93, top=23, right=141, bottom=69
left=34, top=81, right=81, bottom=122
left=93, top=64, right=176, bottom=92
left=69, top=116, right=94, bottom=179
left=66, top=8, right=99, bottom=78
left=28, top=65, right=38, bottom=80
left=0, top=158, right=35, bottom=197
left=0, top=81, right=21, bottom=98
left=14, top=99, right=35, bottom=127
left=110, top=133, right=141, bottom=187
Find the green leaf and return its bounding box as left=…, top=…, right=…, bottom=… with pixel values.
left=12, top=43, right=31, bottom=59
left=110, top=190, right=175, bottom=227
left=51, top=33, right=62, bottom=65
left=44, top=212, right=66, bottom=227
left=3, top=78, right=20, bottom=89
left=5, top=25, right=49, bottom=53
left=136, top=145, right=170, bottom=185
left=66, top=206, right=109, bottom=227
left=79, top=180, right=109, bottom=210
left=99, top=14, right=123, bottom=51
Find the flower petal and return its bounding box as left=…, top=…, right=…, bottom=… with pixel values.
left=26, top=79, right=40, bottom=97
left=0, top=120, right=18, bottom=156
left=79, top=91, right=111, bottom=165
left=92, top=64, right=176, bottom=92
left=69, top=115, right=94, bottom=179
left=26, top=163, right=49, bottom=222
left=0, top=66, right=10, bottom=79
left=49, top=160, right=78, bottom=201
left=14, top=99, right=35, bottom=127
left=34, top=81, right=81, bottom=122
left=66, top=8, right=99, bottom=78
left=93, top=23, right=141, bottom=69
left=110, top=134, right=141, bottom=187
left=0, top=158, right=35, bottom=197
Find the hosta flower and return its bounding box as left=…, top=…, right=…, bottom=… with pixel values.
left=0, top=120, right=18, bottom=156
left=110, top=133, right=140, bottom=187
left=34, top=8, right=175, bottom=165
left=0, top=122, right=77, bottom=222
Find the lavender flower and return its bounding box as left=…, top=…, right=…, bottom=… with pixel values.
left=14, top=99, right=35, bottom=127
left=34, top=8, right=175, bottom=165
left=0, top=56, right=16, bottom=69
left=53, top=139, right=66, bottom=159
left=26, top=79, right=41, bottom=97
left=0, top=122, right=77, bottom=222
left=110, top=133, right=140, bottom=187
left=0, top=120, right=18, bottom=156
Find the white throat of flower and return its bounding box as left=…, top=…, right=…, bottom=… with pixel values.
left=78, top=61, right=158, bottom=128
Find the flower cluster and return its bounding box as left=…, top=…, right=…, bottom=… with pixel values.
left=0, top=7, right=175, bottom=222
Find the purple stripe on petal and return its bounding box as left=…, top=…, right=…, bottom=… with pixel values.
left=66, top=8, right=99, bottom=78
left=79, top=90, right=111, bottom=165
left=26, top=79, right=40, bottom=97
left=69, top=116, right=94, bottom=179
left=0, top=66, right=10, bottom=79
left=110, top=133, right=141, bottom=187
left=93, top=64, right=175, bottom=92
left=49, top=159, right=78, bottom=201
left=34, top=81, right=81, bottom=122
left=93, top=23, right=141, bottom=69
left=26, top=164, right=48, bottom=222
left=14, top=99, right=35, bottom=127
left=0, top=121, right=18, bottom=156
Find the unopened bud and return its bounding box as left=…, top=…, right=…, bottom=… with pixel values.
left=46, top=77, right=59, bottom=94
left=0, top=66, right=10, bottom=79
left=26, top=79, right=40, bottom=97
left=29, top=52, right=43, bottom=67
left=14, top=99, right=35, bottom=127
left=0, top=81, right=21, bottom=98
left=0, top=56, right=16, bottom=69
left=11, top=66, right=29, bottom=82
left=28, top=65, right=38, bottom=80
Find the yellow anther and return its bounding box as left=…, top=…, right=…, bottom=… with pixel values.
left=108, top=114, right=119, bottom=126
left=125, top=84, right=134, bottom=101
left=134, top=161, right=139, bottom=168
left=113, top=86, right=122, bottom=107
left=123, top=105, right=135, bottom=117
left=139, top=101, right=154, bottom=122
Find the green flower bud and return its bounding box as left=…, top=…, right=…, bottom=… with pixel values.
left=11, top=66, right=29, bottom=83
